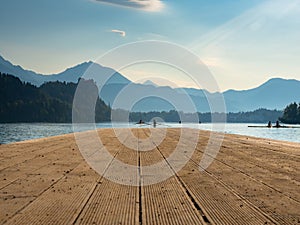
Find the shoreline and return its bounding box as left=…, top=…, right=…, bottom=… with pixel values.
left=1, top=128, right=299, bottom=224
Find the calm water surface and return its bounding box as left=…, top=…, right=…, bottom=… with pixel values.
left=0, top=123, right=299, bottom=144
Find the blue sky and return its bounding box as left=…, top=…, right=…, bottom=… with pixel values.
left=1, top=0, right=300, bottom=91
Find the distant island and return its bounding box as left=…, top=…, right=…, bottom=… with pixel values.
left=0, top=73, right=288, bottom=124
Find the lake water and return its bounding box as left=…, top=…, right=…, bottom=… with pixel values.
left=0, top=123, right=300, bottom=144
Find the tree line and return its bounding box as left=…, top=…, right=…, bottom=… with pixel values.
left=129, top=108, right=282, bottom=123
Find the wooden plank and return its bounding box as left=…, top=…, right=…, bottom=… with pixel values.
left=75, top=179, right=138, bottom=225
left=138, top=129, right=206, bottom=225
left=4, top=163, right=99, bottom=225
left=74, top=129, right=139, bottom=225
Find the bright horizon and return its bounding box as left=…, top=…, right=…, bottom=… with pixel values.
left=2, top=54, right=292, bottom=93
left=1, top=0, right=300, bottom=91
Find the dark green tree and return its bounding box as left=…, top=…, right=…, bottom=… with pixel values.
left=279, top=102, right=300, bottom=124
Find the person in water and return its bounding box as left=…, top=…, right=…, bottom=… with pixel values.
left=267, top=121, right=272, bottom=128
left=275, top=120, right=281, bottom=128
left=153, top=119, right=157, bottom=128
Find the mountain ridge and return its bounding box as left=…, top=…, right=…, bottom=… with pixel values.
left=0, top=55, right=131, bottom=86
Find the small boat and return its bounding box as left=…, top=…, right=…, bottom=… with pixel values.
left=136, top=120, right=145, bottom=124
left=248, top=125, right=270, bottom=128
left=136, top=120, right=152, bottom=126
left=248, top=125, right=300, bottom=128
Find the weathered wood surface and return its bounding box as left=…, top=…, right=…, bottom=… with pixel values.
left=0, top=128, right=299, bottom=224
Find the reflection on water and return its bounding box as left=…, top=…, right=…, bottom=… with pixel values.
left=0, top=123, right=299, bottom=144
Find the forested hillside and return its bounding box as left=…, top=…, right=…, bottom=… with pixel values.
left=0, top=73, right=111, bottom=122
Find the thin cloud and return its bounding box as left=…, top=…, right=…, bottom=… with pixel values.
left=190, top=0, right=300, bottom=50
left=94, top=0, right=164, bottom=12
left=111, top=29, right=126, bottom=37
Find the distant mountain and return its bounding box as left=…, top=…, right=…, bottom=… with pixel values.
left=1, top=55, right=299, bottom=112
left=143, top=80, right=159, bottom=87
left=49, top=62, right=131, bottom=85
left=223, top=78, right=300, bottom=112
left=0, top=55, right=130, bottom=86
left=0, top=55, right=45, bottom=85
left=172, top=78, right=300, bottom=112
left=100, top=78, right=300, bottom=112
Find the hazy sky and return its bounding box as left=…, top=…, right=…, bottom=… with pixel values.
left=1, top=0, right=300, bottom=91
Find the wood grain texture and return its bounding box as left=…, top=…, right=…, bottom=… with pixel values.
left=0, top=128, right=299, bottom=224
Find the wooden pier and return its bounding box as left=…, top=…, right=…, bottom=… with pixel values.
left=0, top=128, right=299, bottom=224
